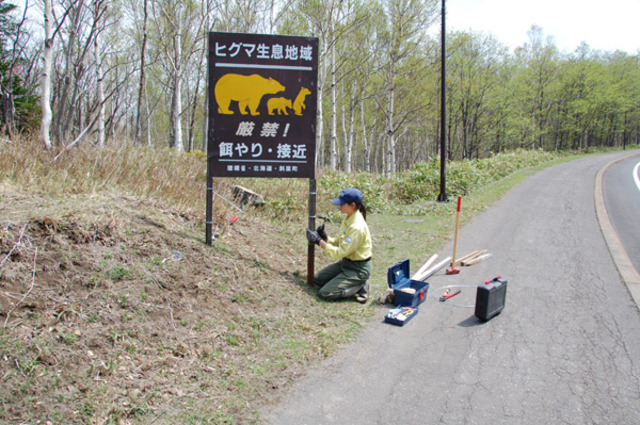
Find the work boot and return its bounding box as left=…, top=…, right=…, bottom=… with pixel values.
left=355, top=282, right=369, bottom=304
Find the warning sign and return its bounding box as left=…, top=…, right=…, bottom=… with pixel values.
left=207, top=32, right=319, bottom=178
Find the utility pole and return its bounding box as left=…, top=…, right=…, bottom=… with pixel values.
left=437, top=0, right=448, bottom=202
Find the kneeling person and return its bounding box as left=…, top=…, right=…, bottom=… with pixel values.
left=307, top=188, right=372, bottom=303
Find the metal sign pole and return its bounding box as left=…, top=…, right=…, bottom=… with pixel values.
left=438, top=0, right=448, bottom=203
left=206, top=176, right=213, bottom=245
left=307, top=178, right=316, bottom=286
left=205, top=34, right=215, bottom=245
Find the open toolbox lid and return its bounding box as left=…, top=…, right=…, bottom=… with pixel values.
left=387, top=259, right=412, bottom=289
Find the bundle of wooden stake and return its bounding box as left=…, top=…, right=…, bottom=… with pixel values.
left=457, top=249, right=492, bottom=266
left=410, top=250, right=492, bottom=282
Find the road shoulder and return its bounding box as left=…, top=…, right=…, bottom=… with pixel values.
left=594, top=151, right=640, bottom=310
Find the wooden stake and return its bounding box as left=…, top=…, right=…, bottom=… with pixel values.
left=414, top=256, right=452, bottom=282
left=463, top=253, right=493, bottom=266
left=458, top=249, right=488, bottom=266
left=411, top=254, right=439, bottom=280
left=454, top=249, right=482, bottom=267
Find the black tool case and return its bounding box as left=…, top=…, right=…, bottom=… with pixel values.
left=475, top=276, right=507, bottom=321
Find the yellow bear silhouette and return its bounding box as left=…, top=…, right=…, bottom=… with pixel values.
left=293, top=87, right=311, bottom=116
left=267, top=97, right=292, bottom=115
left=215, top=74, right=285, bottom=116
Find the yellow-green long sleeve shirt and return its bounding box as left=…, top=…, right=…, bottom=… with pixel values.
left=323, top=210, right=372, bottom=261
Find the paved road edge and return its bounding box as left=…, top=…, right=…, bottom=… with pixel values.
left=594, top=152, right=640, bottom=311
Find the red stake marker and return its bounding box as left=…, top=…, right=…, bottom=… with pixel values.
left=446, top=196, right=462, bottom=275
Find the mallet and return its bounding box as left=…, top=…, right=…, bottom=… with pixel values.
left=446, top=196, right=462, bottom=275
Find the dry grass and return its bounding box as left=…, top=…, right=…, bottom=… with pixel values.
left=0, top=136, right=592, bottom=424
left=1, top=136, right=215, bottom=214
left=0, top=137, right=376, bottom=425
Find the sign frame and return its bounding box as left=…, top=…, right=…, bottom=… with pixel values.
left=206, top=32, right=318, bottom=179
left=205, top=32, right=319, bottom=265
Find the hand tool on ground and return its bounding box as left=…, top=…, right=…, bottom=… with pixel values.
left=439, top=289, right=450, bottom=301
left=439, top=290, right=461, bottom=301
left=446, top=196, right=462, bottom=275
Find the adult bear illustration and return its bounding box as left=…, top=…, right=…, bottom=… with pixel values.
left=293, top=87, right=311, bottom=116
left=215, top=74, right=285, bottom=116
left=267, top=97, right=292, bottom=115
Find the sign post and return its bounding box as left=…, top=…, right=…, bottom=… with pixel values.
left=205, top=32, right=319, bottom=280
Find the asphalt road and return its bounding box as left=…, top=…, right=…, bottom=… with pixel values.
left=604, top=155, right=640, bottom=275
left=262, top=150, right=640, bottom=425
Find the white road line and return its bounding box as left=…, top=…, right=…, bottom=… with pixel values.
left=634, top=161, right=640, bottom=193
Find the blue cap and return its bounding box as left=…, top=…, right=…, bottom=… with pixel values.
left=331, top=187, right=364, bottom=206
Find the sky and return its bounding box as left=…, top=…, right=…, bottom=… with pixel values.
left=446, top=0, right=640, bottom=54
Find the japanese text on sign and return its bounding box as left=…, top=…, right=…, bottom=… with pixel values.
left=214, top=42, right=314, bottom=63
left=208, top=32, right=318, bottom=179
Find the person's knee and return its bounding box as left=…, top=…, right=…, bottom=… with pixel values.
left=318, top=286, right=341, bottom=300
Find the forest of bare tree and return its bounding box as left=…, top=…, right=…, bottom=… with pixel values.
left=1, top=0, right=639, bottom=174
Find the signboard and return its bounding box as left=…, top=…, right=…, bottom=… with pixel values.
left=207, top=32, right=319, bottom=178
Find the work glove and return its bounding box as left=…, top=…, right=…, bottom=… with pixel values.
left=316, top=223, right=328, bottom=241
left=306, top=229, right=321, bottom=245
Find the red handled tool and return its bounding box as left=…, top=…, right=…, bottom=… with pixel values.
left=439, top=289, right=461, bottom=302
left=446, top=196, right=462, bottom=275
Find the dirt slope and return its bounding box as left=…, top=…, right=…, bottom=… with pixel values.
left=0, top=185, right=362, bottom=424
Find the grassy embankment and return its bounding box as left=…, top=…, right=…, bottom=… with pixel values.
left=0, top=137, right=603, bottom=424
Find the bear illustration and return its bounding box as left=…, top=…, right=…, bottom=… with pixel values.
left=215, top=74, right=285, bottom=116
left=267, top=97, right=292, bottom=115
left=293, top=87, right=311, bottom=116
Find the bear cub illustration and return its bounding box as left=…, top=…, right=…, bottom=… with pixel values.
left=293, top=87, right=311, bottom=116
left=267, top=98, right=292, bottom=115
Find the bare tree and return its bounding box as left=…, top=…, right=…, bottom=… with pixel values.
left=1, top=0, right=31, bottom=137
left=94, top=27, right=104, bottom=146
left=147, top=0, right=216, bottom=152
left=135, top=0, right=147, bottom=144
left=39, top=0, right=54, bottom=148
left=379, top=0, right=437, bottom=174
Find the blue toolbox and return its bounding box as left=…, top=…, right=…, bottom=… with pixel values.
left=387, top=259, right=430, bottom=308
left=384, top=306, right=419, bottom=326
left=475, top=276, right=507, bottom=321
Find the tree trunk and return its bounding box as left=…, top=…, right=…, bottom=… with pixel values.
left=95, top=35, right=105, bottom=148
left=146, top=85, right=152, bottom=146
left=187, top=34, right=206, bottom=153
left=40, top=0, right=54, bottom=150
left=315, top=38, right=326, bottom=168
left=54, top=0, right=84, bottom=143
left=135, top=0, right=148, bottom=144
left=330, top=17, right=337, bottom=171
left=386, top=77, right=396, bottom=174
left=360, top=94, right=370, bottom=172
left=169, top=2, right=184, bottom=153
left=170, top=70, right=183, bottom=152
left=345, top=81, right=356, bottom=173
